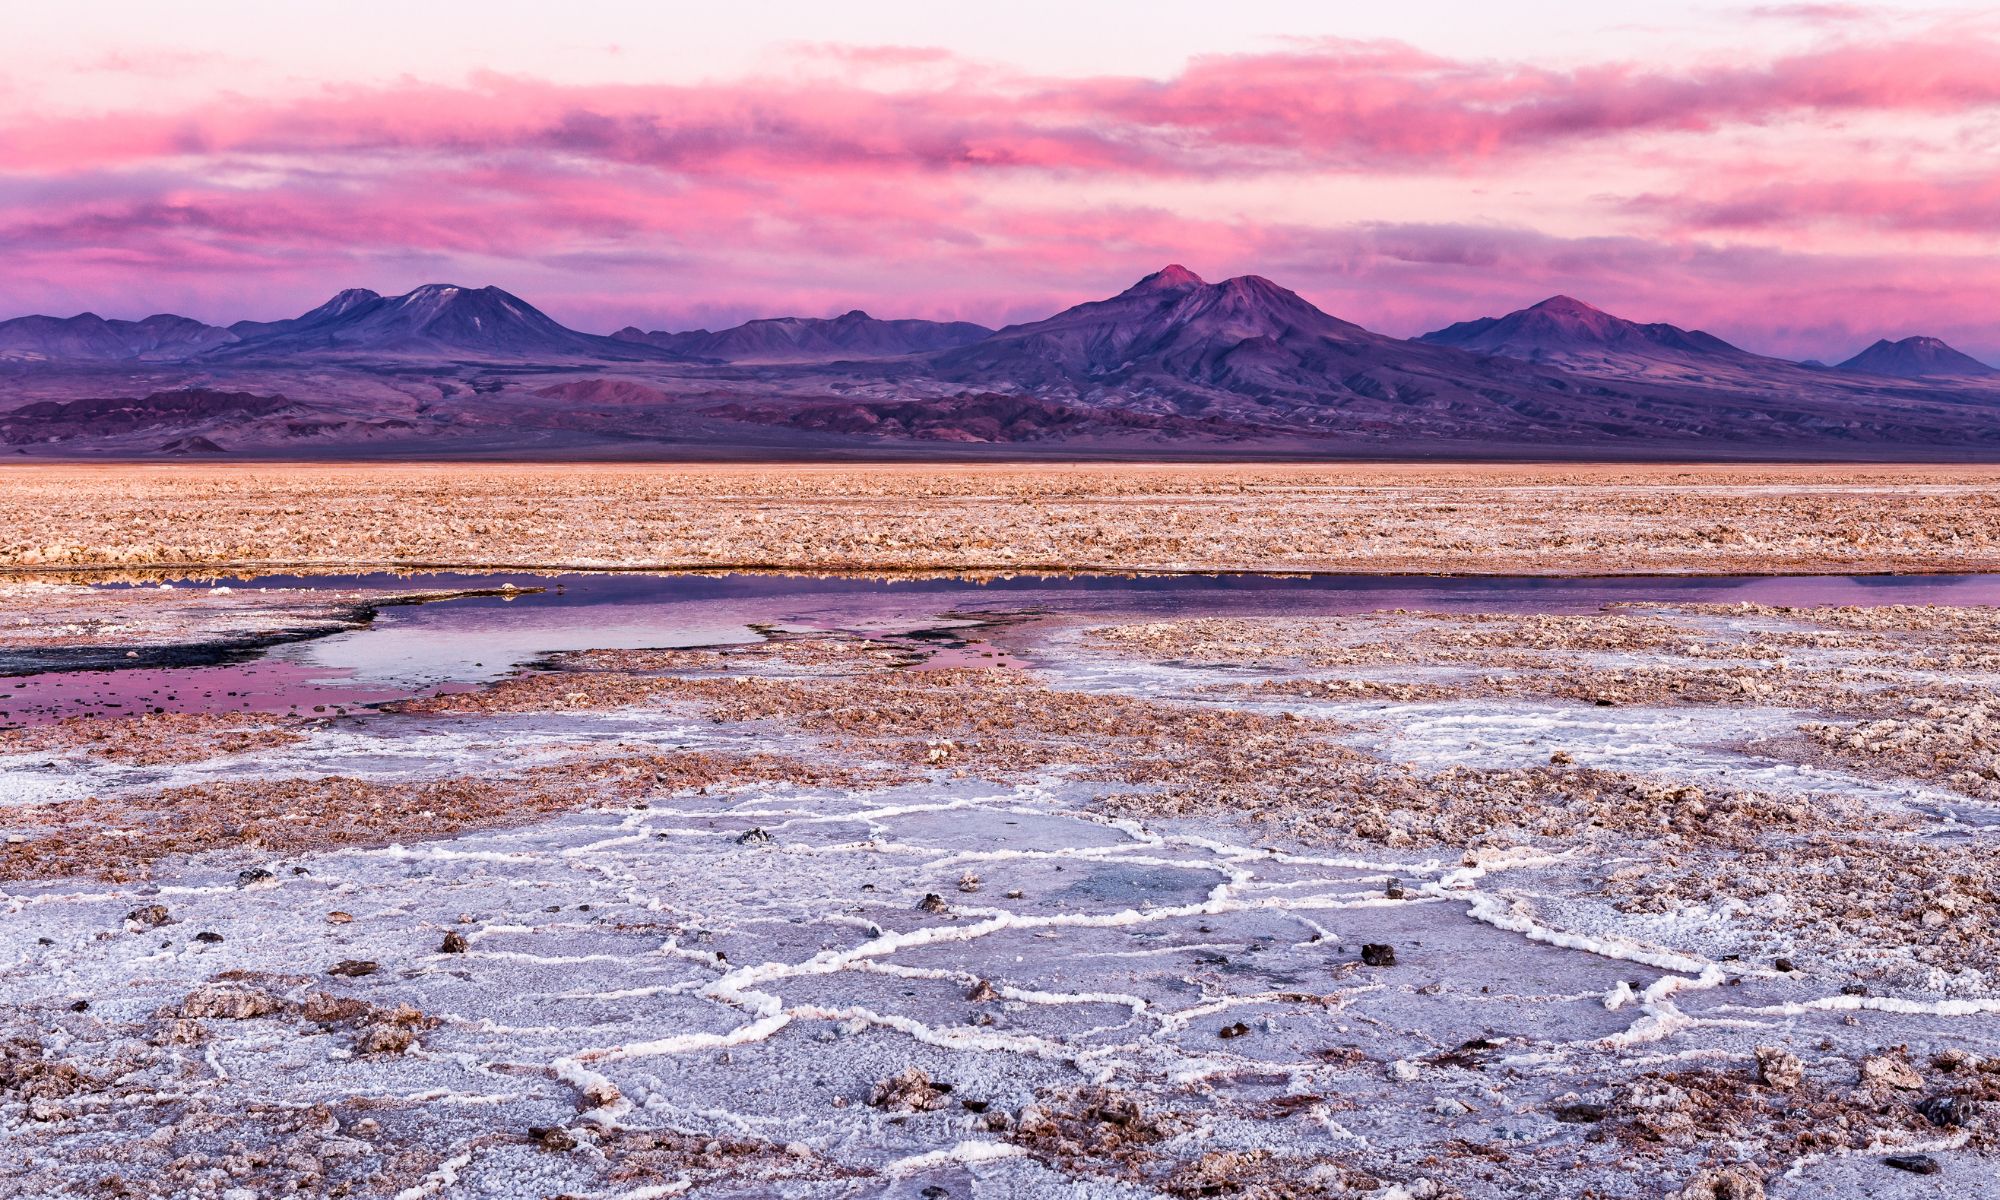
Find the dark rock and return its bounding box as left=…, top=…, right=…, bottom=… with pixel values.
left=326, top=960, right=380, bottom=978
left=236, top=868, right=275, bottom=886
left=1882, top=1154, right=1940, bottom=1175
left=1552, top=1102, right=1609, bottom=1123
left=1774, top=957, right=1795, bottom=973
left=529, top=1126, right=577, bottom=1152
left=966, top=978, right=999, bottom=1003
left=68, top=1000, right=89, bottom=1013
left=1384, top=879, right=1406, bottom=899
left=736, top=827, right=772, bottom=845
left=869, top=1068, right=952, bottom=1112
left=1361, top=943, right=1397, bottom=967
left=916, top=893, right=950, bottom=914
left=439, top=931, right=470, bottom=954
left=194, top=932, right=223, bottom=944
left=125, top=904, right=172, bottom=929
left=1840, top=983, right=1868, bottom=996
left=1218, top=1022, right=1251, bottom=1039
left=1916, top=1093, right=1973, bottom=1127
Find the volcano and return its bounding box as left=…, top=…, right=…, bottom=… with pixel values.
left=1837, top=336, right=1996, bottom=379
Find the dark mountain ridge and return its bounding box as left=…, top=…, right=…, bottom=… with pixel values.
left=0, top=312, right=237, bottom=362
left=614, top=309, right=991, bottom=362
left=219, top=284, right=683, bottom=361
left=1417, top=295, right=1770, bottom=374
left=1838, top=336, right=1996, bottom=379
left=3, top=267, right=1999, bottom=458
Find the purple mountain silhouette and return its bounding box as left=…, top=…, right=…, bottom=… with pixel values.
left=932, top=265, right=1382, bottom=389
left=220, top=284, right=684, bottom=361
left=1837, top=336, right=1996, bottom=379
left=614, top=310, right=991, bottom=362
left=228, top=288, right=383, bottom=340
left=6, top=267, right=2000, bottom=457
left=1417, top=295, right=1760, bottom=374
left=0, top=312, right=236, bottom=362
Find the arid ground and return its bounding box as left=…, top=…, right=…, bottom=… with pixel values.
left=4, top=462, right=2000, bottom=576
left=2, top=465, right=1997, bottom=1200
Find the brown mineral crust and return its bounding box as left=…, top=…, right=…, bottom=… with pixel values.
left=595, top=1126, right=864, bottom=1191
left=1797, top=695, right=2000, bottom=800
left=1101, top=761, right=1872, bottom=853
left=0, top=709, right=307, bottom=764
left=0, top=749, right=883, bottom=881
left=1004, top=1085, right=1182, bottom=1169
left=634, top=665, right=1354, bottom=776
left=1604, top=1062, right=1997, bottom=1172
left=410, top=638, right=1883, bottom=856
left=1608, top=835, right=2000, bottom=975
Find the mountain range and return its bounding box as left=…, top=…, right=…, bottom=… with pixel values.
left=612, top=310, right=992, bottom=362
left=2, top=269, right=1997, bottom=458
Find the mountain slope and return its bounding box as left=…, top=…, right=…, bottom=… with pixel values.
left=220, top=284, right=682, bottom=361
left=612, top=310, right=992, bottom=362
left=228, top=288, right=383, bottom=340
left=1417, top=296, right=1766, bottom=377
left=0, top=312, right=236, bottom=362
left=1837, top=336, right=1996, bottom=378
left=931, top=265, right=1380, bottom=392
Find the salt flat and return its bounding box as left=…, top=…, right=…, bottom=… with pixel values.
left=2, top=573, right=1996, bottom=1199
left=5, top=462, right=2000, bottom=576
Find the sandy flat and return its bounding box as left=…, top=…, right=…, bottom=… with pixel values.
left=4, top=461, right=2000, bottom=576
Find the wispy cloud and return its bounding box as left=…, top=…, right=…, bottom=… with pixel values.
left=2, top=28, right=1999, bottom=359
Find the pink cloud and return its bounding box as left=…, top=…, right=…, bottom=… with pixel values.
left=3, top=27, right=2000, bottom=362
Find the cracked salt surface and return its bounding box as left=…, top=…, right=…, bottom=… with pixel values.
left=6, top=572, right=2000, bottom=1197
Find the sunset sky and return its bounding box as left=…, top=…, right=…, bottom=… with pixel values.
left=4, top=1, right=1998, bottom=360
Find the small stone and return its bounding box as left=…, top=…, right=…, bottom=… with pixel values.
left=1676, top=1168, right=1765, bottom=1199
left=1840, top=982, right=1868, bottom=996
left=966, top=978, right=999, bottom=1003
left=439, top=931, right=469, bottom=954
left=355, top=1023, right=415, bottom=1055
left=326, top=960, right=380, bottom=978
left=1217, top=1021, right=1251, bottom=1039
left=1754, top=1046, right=1805, bottom=1090
left=236, top=868, right=275, bottom=887
left=956, top=871, right=982, bottom=893
left=68, top=1000, right=88, bottom=1013
left=735, top=827, right=772, bottom=845
left=529, top=1126, right=577, bottom=1152
left=150, top=1018, right=204, bottom=1046
left=178, top=984, right=282, bottom=1020
left=1361, top=943, right=1397, bottom=967
left=125, top=904, right=172, bottom=930
left=326, top=911, right=353, bottom=925
left=1774, top=957, right=1795, bottom=973
left=868, top=1068, right=951, bottom=1112
left=1860, top=1054, right=1923, bottom=1091
left=916, top=893, right=950, bottom=914
left=194, top=931, right=223, bottom=944
left=1916, top=1093, right=1972, bottom=1127
left=1881, top=1154, right=1939, bottom=1175
left=1549, top=750, right=1574, bottom=765
left=1552, top=1102, right=1608, bottom=1123
left=1384, top=879, right=1406, bottom=899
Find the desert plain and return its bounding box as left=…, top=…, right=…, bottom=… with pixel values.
left=1, top=462, right=1998, bottom=1200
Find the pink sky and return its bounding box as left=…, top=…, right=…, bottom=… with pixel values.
left=3, top=1, right=1999, bottom=360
